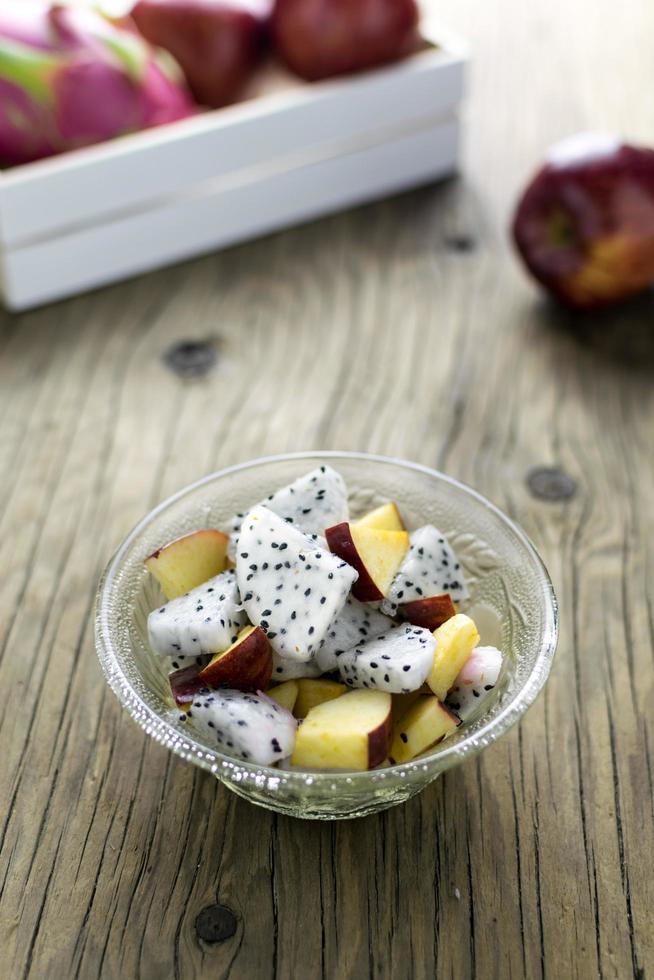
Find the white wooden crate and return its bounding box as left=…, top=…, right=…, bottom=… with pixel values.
left=0, top=20, right=467, bottom=310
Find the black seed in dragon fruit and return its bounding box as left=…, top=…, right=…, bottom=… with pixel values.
left=316, top=596, right=394, bottom=673
left=271, top=650, right=323, bottom=680
left=336, top=624, right=436, bottom=693
left=147, top=569, right=246, bottom=657
left=236, top=505, right=358, bottom=662
left=382, top=524, right=469, bottom=615
left=168, top=653, right=211, bottom=672
left=227, top=465, right=349, bottom=557
left=179, top=688, right=297, bottom=765
left=446, top=646, right=503, bottom=720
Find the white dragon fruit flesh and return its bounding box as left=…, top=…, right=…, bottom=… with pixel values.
left=271, top=650, right=323, bottom=681
left=336, top=624, right=436, bottom=694
left=227, top=465, right=348, bottom=557
left=147, top=569, right=246, bottom=657
left=446, top=646, right=503, bottom=720
left=236, top=505, right=357, bottom=662
left=382, top=524, right=469, bottom=615
left=181, top=689, right=297, bottom=765
left=316, top=596, right=394, bottom=673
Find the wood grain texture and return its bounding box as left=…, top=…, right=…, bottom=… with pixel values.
left=1, top=0, right=654, bottom=977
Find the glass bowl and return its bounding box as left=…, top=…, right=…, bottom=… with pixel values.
left=95, top=452, right=558, bottom=820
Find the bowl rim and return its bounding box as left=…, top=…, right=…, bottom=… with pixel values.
left=95, top=450, right=558, bottom=787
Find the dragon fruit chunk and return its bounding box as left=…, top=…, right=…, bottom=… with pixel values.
left=236, top=505, right=357, bottom=662
left=227, top=465, right=349, bottom=557
left=271, top=650, right=323, bottom=680
left=0, top=1, right=195, bottom=166
left=180, top=688, right=297, bottom=765
left=147, top=569, right=246, bottom=657
left=446, top=646, right=503, bottom=720
left=382, top=524, right=469, bottom=615
left=316, top=596, right=394, bottom=673
left=337, top=624, right=436, bottom=694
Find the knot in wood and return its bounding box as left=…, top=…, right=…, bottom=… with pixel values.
left=526, top=466, right=577, bottom=502
left=444, top=234, right=476, bottom=252
left=195, top=904, right=237, bottom=944
left=163, top=339, right=218, bottom=379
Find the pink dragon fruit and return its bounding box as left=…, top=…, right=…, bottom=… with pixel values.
left=446, top=645, right=503, bottom=720
left=0, top=1, right=195, bottom=166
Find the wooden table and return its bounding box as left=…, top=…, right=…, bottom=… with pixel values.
left=2, top=1, right=653, bottom=977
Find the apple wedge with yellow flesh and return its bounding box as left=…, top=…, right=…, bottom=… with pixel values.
left=291, top=689, right=392, bottom=770
left=401, top=593, right=456, bottom=632
left=427, top=614, right=480, bottom=700
left=390, top=696, right=460, bottom=763
left=325, top=522, right=409, bottom=602
left=356, top=502, right=406, bottom=532
left=145, top=528, right=229, bottom=599
left=293, top=678, right=347, bottom=719
left=267, top=680, right=299, bottom=713
left=391, top=688, right=425, bottom=720
left=198, top=625, right=272, bottom=692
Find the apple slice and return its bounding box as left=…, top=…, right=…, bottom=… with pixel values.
left=169, top=663, right=208, bottom=708
left=198, top=626, right=272, bottom=692
left=400, top=593, right=456, bottom=631
left=267, top=680, right=299, bottom=713
left=390, top=697, right=460, bottom=763
left=145, top=529, right=229, bottom=599
left=391, top=688, right=425, bottom=720
left=427, top=614, right=480, bottom=700
left=293, top=678, right=347, bottom=719
left=356, top=502, right=406, bottom=532
left=325, top=522, right=409, bottom=602
left=291, top=689, right=392, bottom=770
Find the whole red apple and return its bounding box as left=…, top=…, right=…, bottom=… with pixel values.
left=512, top=133, right=654, bottom=309
left=271, top=0, right=419, bottom=82
left=131, top=0, right=272, bottom=108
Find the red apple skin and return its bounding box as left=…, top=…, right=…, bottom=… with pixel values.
left=367, top=709, right=392, bottom=768
left=325, top=522, right=382, bottom=602
left=169, top=664, right=209, bottom=707
left=198, top=626, right=272, bottom=691
left=401, top=593, right=456, bottom=631
left=512, top=134, right=654, bottom=309
left=131, top=0, right=272, bottom=108
left=271, top=0, right=420, bottom=82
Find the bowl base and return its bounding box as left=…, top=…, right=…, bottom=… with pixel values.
left=221, top=776, right=429, bottom=820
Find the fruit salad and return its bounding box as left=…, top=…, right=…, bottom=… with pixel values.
left=144, top=465, right=504, bottom=771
